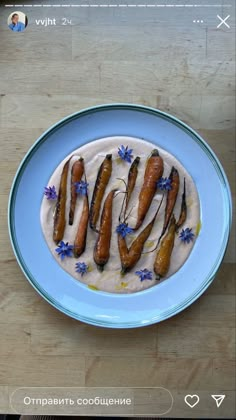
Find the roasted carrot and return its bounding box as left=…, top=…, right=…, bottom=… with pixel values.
left=89, top=154, right=112, bottom=231
left=161, top=166, right=179, bottom=237
left=125, top=156, right=140, bottom=213
left=118, top=156, right=140, bottom=223
left=120, top=216, right=156, bottom=275
left=176, top=178, right=187, bottom=231
left=53, top=157, right=71, bottom=243
left=134, top=149, right=163, bottom=230
left=69, top=157, right=84, bottom=225
left=74, top=193, right=89, bottom=258
left=154, top=215, right=176, bottom=279
left=118, top=196, right=164, bottom=274
left=117, top=234, right=130, bottom=272
left=94, top=189, right=117, bottom=271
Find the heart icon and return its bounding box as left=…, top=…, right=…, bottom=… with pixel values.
left=184, top=394, right=200, bottom=408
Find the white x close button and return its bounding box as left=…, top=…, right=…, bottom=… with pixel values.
left=217, top=15, right=230, bottom=29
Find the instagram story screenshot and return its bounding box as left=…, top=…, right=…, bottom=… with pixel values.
left=0, top=0, right=235, bottom=418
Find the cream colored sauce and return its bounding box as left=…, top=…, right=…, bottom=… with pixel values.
left=40, top=136, right=200, bottom=294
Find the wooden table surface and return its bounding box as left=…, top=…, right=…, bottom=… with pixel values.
left=0, top=1, right=235, bottom=417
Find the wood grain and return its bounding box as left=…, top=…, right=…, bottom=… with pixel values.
left=85, top=355, right=214, bottom=389
left=0, top=1, right=235, bottom=416
left=30, top=322, right=157, bottom=357
left=0, top=356, right=85, bottom=387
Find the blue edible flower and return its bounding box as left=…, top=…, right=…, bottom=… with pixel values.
left=157, top=177, right=172, bottom=191
left=116, top=222, right=134, bottom=238
left=179, top=228, right=195, bottom=244
left=118, top=145, right=133, bottom=163
left=55, top=241, right=74, bottom=260
left=135, top=268, right=153, bottom=282
left=75, top=262, right=88, bottom=276
left=74, top=180, right=89, bottom=196
left=44, top=185, right=57, bottom=200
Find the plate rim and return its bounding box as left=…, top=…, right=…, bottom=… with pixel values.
left=8, top=103, right=233, bottom=328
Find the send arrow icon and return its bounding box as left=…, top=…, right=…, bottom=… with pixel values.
left=211, top=395, right=226, bottom=408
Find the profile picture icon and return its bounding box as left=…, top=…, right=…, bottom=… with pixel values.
left=8, top=11, right=28, bottom=32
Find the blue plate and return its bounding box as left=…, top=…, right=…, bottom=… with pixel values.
left=8, top=104, right=232, bottom=328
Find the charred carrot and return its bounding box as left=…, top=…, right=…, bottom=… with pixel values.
left=69, top=157, right=84, bottom=225
left=161, top=166, right=179, bottom=237
left=135, top=149, right=163, bottom=230
left=90, top=154, right=112, bottom=231
left=120, top=216, right=156, bottom=274
left=154, top=215, right=176, bottom=279
left=118, top=156, right=140, bottom=223
left=74, top=193, right=89, bottom=258
left=94, top=189, right=117, bottom=271
left=53, top=157, right=71, bottom=243
left=118, top=196, right=164, bottom=274
left=125, top=156, right=140, bottom=213
left=117, top=234, right=130, bottom=272
left=176, top=178, right=187, bottom=231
